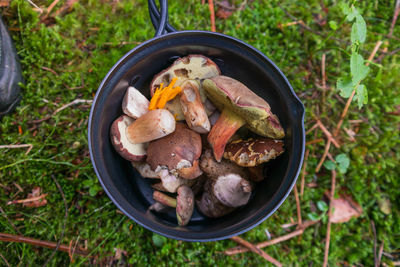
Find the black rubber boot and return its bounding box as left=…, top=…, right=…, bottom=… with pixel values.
left=0, top=15, right=23, bottom=120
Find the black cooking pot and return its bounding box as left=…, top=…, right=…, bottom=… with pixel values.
left=88, top=0, right=305, bottom=241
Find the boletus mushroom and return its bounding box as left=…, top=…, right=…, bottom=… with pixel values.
left=126, top=109, right=175, bottom=144
left=202, top=75, right=284, bottom=161
left=197, top=149, right=253, bottom=218
left=110, top=115, right=147, bottom=161
left=122, top=86, right=149, bottom=119
left=131, top=161, right=159, bottom=179
left=223, top=138, right=285, bottom=167
left=150, top=55, right=221, bottom=120
left=147, top=123, right=203, bottom=180
left=179, top=80, right=211, bottom=134
left=152, top=186, right=194, bottom=226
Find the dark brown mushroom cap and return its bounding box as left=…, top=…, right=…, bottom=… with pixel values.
left=176, top=185, right=194, bottom=226
left=223, top=138, right=284, bottom=167
left=202, top=76, right=285, bottom=139
left=146, top=123, right=202, bottom=176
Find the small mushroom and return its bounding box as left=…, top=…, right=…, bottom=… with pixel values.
left=147, top=123, right=203, bottom=180
left=223, top=138, right=285, bottom=167
left=122, top=86, right=149, bottom=119
left=110, top=115, right=147, bottom=161
left=131, top=161, right=159, bottom=178
left=152, top=186, right=194, bottom=226
left=150, top=55, right=221, bottom=120
left=154, top=167, right=186, bottom=193
left=126, top=109, right=175, bottom=144
left=213, top=173, right=252, bottom=207
left=179, top=80, right=211, bottom=134
left=202, top=76, right=284, bottom=161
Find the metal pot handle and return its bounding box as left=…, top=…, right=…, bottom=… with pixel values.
left=148, top=0, right=176, bottom=36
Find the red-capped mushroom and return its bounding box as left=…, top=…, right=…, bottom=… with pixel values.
left=202, top=76, right=284, bottom=161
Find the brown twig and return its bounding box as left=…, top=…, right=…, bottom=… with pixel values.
left=41, top=66, right=58, bottom=76
left=306, top=122, right=319, bottom=135
left=293, top=184, right=302, bottom=227
left=42, top=175, right=69, bottom=266
left=46, top=0, right=60, bottom=15
left=305, top=138, right=324, bottom=146
left=28, top=99, right=93, bottom=124
left=208, top=0, right=216, bottom=32
left=378, top=241, right=384, bottom=267
left=323, top=169, right=336, bottom=267
left=316, top=120, right=340, bottom=148
left=7, top=194, right=48, bottom=205
left=0, top=144, right=33, bottom=155
left=229, top=236, right=282, bottom=267
left=225, top=220, right=319, bottom=255
left=315, top=139, right=331, bottom=173
left=0, top=233, right=89, bottom=256
left=388, top=0, right=400, bottom=38
left=300, top=149, right=310, bottom=196
left=0, top=253, right=10, bottom=267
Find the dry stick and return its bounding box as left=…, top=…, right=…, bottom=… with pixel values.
left=229, top=236, right=282, bottom=267
left=0, top=144, right=33, bottom=155
left=28, top=99, right=93, bottom=124
left=42, top=175, right=69, bottom=267
left=225, top=220, right=319, bottom=255
left=293, top=184, right=302, bottom=227
left=300, top=149, right=310, bottom=196
left=0, top=253, right=10, bottom=267
left=7, top=194, right=47, bottom=205
left=316, top=120, right=340, bottom=148
left=305, top=122, right=319, bottom=135
left=208, top=0, right=216, bottom=32
left=378, top=241, right=384, bottom=267
left=0, top=233, right=89, bottom=256
left=321, top=53, right=326, bottom=90
left=322, top=169, right=336, bottom=267
left=305, top=138, right=324, bottom=146
left=316, top=41, right=383, bottom=172
left=388, top=0, right=400, bottom=38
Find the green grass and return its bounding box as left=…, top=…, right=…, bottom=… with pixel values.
left=1, top=0, right=399, bottom=265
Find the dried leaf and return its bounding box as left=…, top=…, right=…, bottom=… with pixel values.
left=23, top=187, right=48, bottom=207
left=0, top=0, right=10, bottom=7
left=329, top=194, right=362, bottom=223
left=114, top=248, right=127, bottom=260
left=216, top=0, right=234, bottom=19
left=378, top=198, right=391, bottom=215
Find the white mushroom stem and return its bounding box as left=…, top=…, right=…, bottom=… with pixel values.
left=126, top=109, right=176, bottom=144
left=213, top=173, right=252, bottom=208
left=155, top=167, right=185, bottom=193
left=131, top=162, right=159, bottom=179
left=122, top=86, right=149, bottom=119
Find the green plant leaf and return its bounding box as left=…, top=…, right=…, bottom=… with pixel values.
left=337, top=77, right=353, bottom=98
left=317, top=201, right=329, bottom=212
left=356, top=84, right=368, bottom=109
left=335, top=153, right=350, bottom=174
left=89, top=187, right=98, bottom=197
left=307, top=212, right=320, bottom=221
left=346, top=6, right=358, bottom=21
left=324, top=160, right=336, bottom=170
left=329, top=20, right=338, bottom=30
left=351, top=14, right=367, bottom=43
left=152, top=233, right=167, bottom=247
left=351, top=53, right=370, bottom=85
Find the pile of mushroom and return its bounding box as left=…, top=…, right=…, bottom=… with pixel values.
left=110, top=54, right=285, bottom=226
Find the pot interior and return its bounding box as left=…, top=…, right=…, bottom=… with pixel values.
left=89, top=31, right=304, bottom=241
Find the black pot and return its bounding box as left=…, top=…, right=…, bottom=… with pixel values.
left=88, top=0, right=305, bottom=241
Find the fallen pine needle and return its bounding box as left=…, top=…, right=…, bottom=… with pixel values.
left=300, top=149, right=310, bottom=196
left=293, top=184, right=302, bottom=227
left=225, top=220, right=319, bottom=255
left=208, top=0, right=216, bottom=32
left=0, top=144, right=33, bottom=155
left=229, top=236, right=282, bottom=267
left=316, top=120, right=340, bottom=148
left=323, top=169, right=336, bottom=267
left=0, top=233, right=89, bottom=257
left=7, top=194, right=47, bottom=205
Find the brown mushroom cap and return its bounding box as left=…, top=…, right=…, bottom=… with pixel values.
left=176, top=185, right=194, bottom=226
left=150, top=55, right=221, bottom=120
left=110, top=115, right=147, bottom=162
left=203, top=76, right=284, bottom=139
left=146, top=123, right=203, bottom=179
left=223, top=138, right=285, bottom=167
